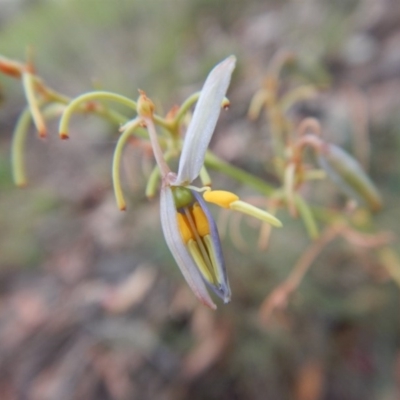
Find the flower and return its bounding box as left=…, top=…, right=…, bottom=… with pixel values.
left=138, top=56, right=282, bottom=309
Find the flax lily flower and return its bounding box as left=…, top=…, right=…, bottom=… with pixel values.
left=138, top=56, right=282, bottom=309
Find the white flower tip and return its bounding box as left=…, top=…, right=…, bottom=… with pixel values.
left=224, top=55, right=237, bottom=66
left=201, top=297, right=217, bottom=310
left=217, top=55, right=236, bottom=76
left=176, top=55, right=237, bottom=185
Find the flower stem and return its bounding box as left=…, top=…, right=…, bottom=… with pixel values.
left=204, top=152, right=275, bottom=196
left=11, top=107, right=32, bottom=187
left=145, top=149, right=175, bottom=198
left=143, top=117, right=171, bottom=177
left=294, top=193, right=319, bottom=239
left=59, top=91, right=138, bottom=139
left=22, top=72, right=47, bottom=137
left=172, top=91, right=230, bottom=130
left=11, top=103, right=65, bottom=186
left=112, top=119, right=142, bottom=210
left=174, top=91, right=200, bottom=123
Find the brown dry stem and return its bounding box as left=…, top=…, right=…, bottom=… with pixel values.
left=259, top=226, right=340, bottom=324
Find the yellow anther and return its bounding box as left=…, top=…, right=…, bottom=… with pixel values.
left=187, top=239, right=215, bottom=284
left=177, top=213, right=193, bottom=243
left=192, top=203, right=210, bottom=237
left=203, top=190, right=239, bottom=208
left=221, top=98, right=231, bottom=109
left=203, top=235, right=222, bottom=282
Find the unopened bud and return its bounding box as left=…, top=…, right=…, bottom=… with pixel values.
left=318, top=143, right=382, bottom=212
left=221, top=98, right=230, bottom=110
left=137, top=89, right=155, bottom=118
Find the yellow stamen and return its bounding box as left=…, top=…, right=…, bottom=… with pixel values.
left=192, top=203, right=210, bottom=237
left=203, top=190, right=239, bottom=208
left=199, top=166, right=212, bottom=187
left=230, top=201, right=282, bottom=227
left=203, top=235, right=222, bottom=282
left=184, top=207, right=215, bottom=281
left=177, top=213, right=193, bottom=243
left=187, top=239, right=215, bottom=284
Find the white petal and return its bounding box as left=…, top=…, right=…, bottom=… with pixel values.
left=176, top=56, right=236, bottom=185
left=160, top=185, right=216, bottom=309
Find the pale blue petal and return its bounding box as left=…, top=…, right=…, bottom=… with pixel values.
left=176, top=56, right=236, bottom=185
left=191, top=190, right=231, bottom=303
left=160, top=185, right=216, bottom=309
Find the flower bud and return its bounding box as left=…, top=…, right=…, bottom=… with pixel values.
left=137, top=89, right=155, bottom=118
left=318, top=143, right=382, bottom=212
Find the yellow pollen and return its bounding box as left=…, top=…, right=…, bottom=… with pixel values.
left=177, top=213, right=193, bottom=243
left=203, top=190, right=239, bottom=208
left=192, top=203, right=210, bottom=237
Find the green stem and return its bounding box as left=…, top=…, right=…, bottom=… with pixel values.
left=22, top=72, right=47, bottom=137
left=11, top=107, right=32, bottom=187
left=33, top=76, right=71, bottom=104
left=171, top=91, right=230, bottom=131
left=145, top=164, right=161, bottom=199
left=294, top=193, right=319, bottom=239
left=199, top=166, right=212, bottom=187
left=145, top=149, right=176, bottom=199
left=59, top=91, right=138, bottom=138
left=204, top=152, right=275, bottom=196
left=11, top=103, right=65, bottom=186
left=174, top=91, right=200, bottom=123
left=112, top=119, right=142, bottom=210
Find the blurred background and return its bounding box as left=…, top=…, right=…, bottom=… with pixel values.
left=1, top=0, right=400, bottom=399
